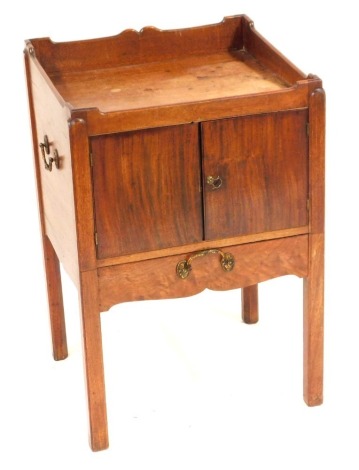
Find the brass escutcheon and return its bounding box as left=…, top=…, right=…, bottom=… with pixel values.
left=206, top=175, right=222, bottom=190
left=176, top=248, right=235, bottom=279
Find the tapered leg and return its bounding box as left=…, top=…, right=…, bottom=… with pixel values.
left=303, top=233, right=324, bottom=406
left=79, top=270, right=109, bottom=451
left=242, top=284, right=259, bottom=324
left=43, top=235, right=68, bottom=361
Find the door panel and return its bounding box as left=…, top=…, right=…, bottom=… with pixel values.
left=92, top=124, right=203, bottom=258
left=201, top=110, right=308, bottom=240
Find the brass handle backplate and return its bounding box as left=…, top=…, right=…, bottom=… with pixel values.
left=39, top=135, right=60, bottom=172
left=206, top=175, right=222, bottom=190
left=176, top=248, right=235, bottom=279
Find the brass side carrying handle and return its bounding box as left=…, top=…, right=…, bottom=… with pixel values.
left=39, top=135, right=60, bottom=172
left=176, top=248, right=235, bottom=279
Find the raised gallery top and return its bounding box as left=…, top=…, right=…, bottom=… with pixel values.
left=26, top=15, right=308, bottom=115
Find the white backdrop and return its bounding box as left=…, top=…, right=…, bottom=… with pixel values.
left=1, top=1, right=358, bottom=468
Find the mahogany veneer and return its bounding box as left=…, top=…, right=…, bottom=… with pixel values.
left=25, top=15, right=325, bottom=451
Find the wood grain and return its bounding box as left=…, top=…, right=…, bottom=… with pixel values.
left=25, top=17, right=325, bottom=452
left=308, top=88, right=325, bottom=233
left=26, top=14, right=320, bottom=137
left=79, top=270, right=108, bottom=451
left=25, top=50, right=68, bottom=360
left=69, top=118, right=97, bottom=271
left=27, top=51, right=79, bottom=285
left=49, top=50, right=288, bottom=114
left=98, top=235, right=308, bottom=312
left=242, top=285, right=259, bottom=324
left=303, top=233, right=324, bottom=406
left=28, top=16, right=244, bottom=73
left=43, top=236, right=68, bottom=360
left=202, top=109, right=309, bottom=240
left=74, top=84, right=314, bottom=136
left=303, top=86, right=325, bottom=406
left=243, top=18, right=306, bottom=84
left=92, top=124, right=203, bottom=258
left=96, top=226, right=309, bottom=268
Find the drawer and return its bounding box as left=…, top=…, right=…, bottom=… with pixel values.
left=98, top=235, right=308, bottom=311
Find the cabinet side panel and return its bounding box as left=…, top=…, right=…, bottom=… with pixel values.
left=92, top=124, right=203, bottom=258
left=27, top=56, right=79, bottom=285
left=202, top=109, right=309, bottom=240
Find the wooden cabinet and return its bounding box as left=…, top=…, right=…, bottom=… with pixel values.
left=24, top=15, right=325, bottom=451
left=93, top=108, right=309, bottom=257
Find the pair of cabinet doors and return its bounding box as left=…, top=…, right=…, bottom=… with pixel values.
left=91, top=109, right=308, bottom=259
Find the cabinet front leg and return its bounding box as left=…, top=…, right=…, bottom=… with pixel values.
left=79, top=270, right=109, bottom=451
left=43, top=235, right=68, bottom=361
left=241, top=285, right=259, bottom=324
left=303, top=233, right=324, bottom=406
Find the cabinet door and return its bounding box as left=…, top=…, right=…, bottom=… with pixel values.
left=201, top=110, right=308, bottom=240
left=92, top=124, right=203, bottom=258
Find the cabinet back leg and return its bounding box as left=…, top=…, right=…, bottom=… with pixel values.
left=79, top=270, right=109, bottom=451
left=242, top=285, right=259, bottom=324
left=43, top=235, right=68, bottom=361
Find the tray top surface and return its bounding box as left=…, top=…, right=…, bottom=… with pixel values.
left=48, top=50, right=289, bottom=113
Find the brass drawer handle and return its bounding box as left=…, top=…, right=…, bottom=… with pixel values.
left=206, top=175, right=222, bottom=190
left=39, top=135, right=60, bottom=172
left=176, top=248, right=235, bottom=279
